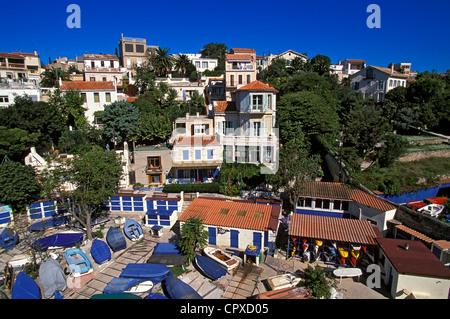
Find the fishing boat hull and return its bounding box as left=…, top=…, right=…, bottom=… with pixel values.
left=32, top=232, right=84, bottom=252
left=11, top=271, right=41, bottom=299
left=65, top=248, right=93, bottom=278
left=90, top=239, right=111, bottom=265
left=123, top=219, right=143, bottom=241
left=125, top=280, right=154, bottom=294
left=203, top=247, right=241, bottom=273
left=0, top=228, right=18, bottom=250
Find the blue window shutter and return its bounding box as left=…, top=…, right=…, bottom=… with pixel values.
left=183, top=150, right=189, bottom=160
left=195, top=149, right=201, bottom=160
left=183, top=90, right=186, bottom=101
left=207, top=149, right=213, bottom=159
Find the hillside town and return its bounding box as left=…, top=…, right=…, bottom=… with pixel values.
left=0, top=32, right=449, bottom=303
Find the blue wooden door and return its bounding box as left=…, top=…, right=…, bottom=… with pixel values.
left=253, top=232, right=262, bottom=249
left=208, top=227, right=216, bottom=245
left=230, top=230, right=239, bottom=248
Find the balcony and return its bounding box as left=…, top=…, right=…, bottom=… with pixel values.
left=146, top=166, right=162, bottom=174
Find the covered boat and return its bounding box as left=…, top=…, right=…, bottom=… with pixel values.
left=32, top=232, right=83, bottom=252
left=90, top=239, right=111, bottom=264
left=147, top=243, right=187, bottom=267
left=120, top=263, right=170, bottom=285
left=195, top=254, right=227, bottom=281
left=265, top=273, right=302, bottom=291
left=123, top=219, right=143, bottom=241
left=0, top=228, right=18, bottom=250
left=11, top=271, right=41, bottom=299
left=38, top=258, right=67, bottom=298
left=164, top=275, right=202, bottom=299
left=65, top=248, right=93, bottom=278
left=27, top=215, right=69, bottom=232
left=103, top=277, right=149, bottom=295
left=106, top=226, right=127, bottom=252
left=203, top=246, right=241, bottom=273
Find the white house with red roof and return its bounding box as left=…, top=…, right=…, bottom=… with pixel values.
left=59, top=80, right=118, bottom=126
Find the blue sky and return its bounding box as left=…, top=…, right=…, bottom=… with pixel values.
left=3, top=0, right=449, bottom=72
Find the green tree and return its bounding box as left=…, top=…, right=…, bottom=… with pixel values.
left=0, top=161, right=41, bottom=213
left=40, top=67, right=71, bottom=88
left=377, top=134, right=408, bottom=168
left=49, top=89, right=87, bottom=129
left=174, top=54, right=194, bottom=77
left=200, top=43, right=228, bottom=72
left=179, top=217, right=209, bottom=263
left=310, top=54, right=331, bottom=76
left=132, top=113, right=172, bottom=145
left=41, top=148, right=122, bottom=240
left=102, top=100, right=139, bottom=148
left=299, top=265, right=338, bottom=299
left=0, top=127, right=39, bottom=162
left=133, top=63, right=156, bottom=93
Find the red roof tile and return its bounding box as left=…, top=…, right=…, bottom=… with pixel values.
left=214, top=101, right=236, bottom=112
left=226, top=54, right=253, bottom=60
left=60, top=81, right=115, bottom=91
left=231, top=48, right=256, bottom=53
left=235, top=80, right=278, bottom=92
left=178, top=197, right=281, bottom=231
left=349, top=189, right=397, bottom=212
left=289, top=214, right=378, bottom=245
left=395, top=224, right=434, bottom=244
left=377, top=238, right=450, bottom=279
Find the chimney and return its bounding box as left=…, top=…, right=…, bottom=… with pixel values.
left=390, top=64, right=394, bottom=74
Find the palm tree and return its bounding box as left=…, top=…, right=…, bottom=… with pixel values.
left=174, top=54, right=192, bottom=77
left=40, top=67, right=71, bottom=88
left=150, top=47, right=174, bottom=77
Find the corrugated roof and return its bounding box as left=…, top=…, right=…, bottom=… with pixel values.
left=289, top=214, right=378, bottom=246
left=178, top=197, right=281, bottom=231
left=60, top=81, right=115, bottom=91
left=377, top=238, right=450, bottom=279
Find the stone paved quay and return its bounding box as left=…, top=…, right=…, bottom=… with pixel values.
left=0, top=220, right=390, bottom=300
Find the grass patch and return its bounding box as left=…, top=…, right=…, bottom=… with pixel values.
left=356, top=157, right=450, bottom=195
left=405, top=143, right=450, bottom=153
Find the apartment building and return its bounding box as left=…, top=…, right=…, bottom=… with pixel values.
left=225, top=48, right=257, bottom=101
left=76, top=54, right=126, bottom=85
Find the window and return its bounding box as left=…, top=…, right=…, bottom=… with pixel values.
left=147, top=156, right=161, bottom=168
left=94, top=93, right=99, bottom=103
left=101, top=61, right=105, bottom=67
left=125, top=43, right=133, bottom=52
left=195, top=61, right=200, bottom=68
left=247, top=74, right=251, bottom=84
left=110, top=61, right=114, bottom=67
left=91, top=61, right=95, bottom=68
left=264, top=146, right=272, bottom=163
left=254, top=211, right=264, bottom=218
left=207, top=149, right=213, bottom=159
left=352, top=82, right=359, bottom=90
left=150, top=175, right=161, bottom=183
left=136, top=44, right=144, bottom=53
left=252, top=122, right=261, bottom=136
left=377, top=80, right=384, bottom=90
left=195, top=149, right=201, bottom=160
left=81, top=93, right=86, bottom=103
left=252, top=95, right=263, bottom=110
left=230, top=75, right=234, bottom=86
left=236, top=210, right=247, bottom=217
left=182, top=150, right=189, bottom=160
left=102, top=77, right=107, bottom=82
left=366, top=68, right=374, bottom=79
left=202, top=61, right=208, bottom=69
left=223, top=120, right=234, bottom=135
left=389, top=79, right=393, bottom=87
left=238, top=75, right=243, bottom=85
left=90, top=76, right=96, bottom=81
left=105, top=93, right=111, bottom=102
left=0, top=96, right=9, bottom=103
left=268, top=94, right=272, bottom=109
left=194, top=124, right=205, bottom=135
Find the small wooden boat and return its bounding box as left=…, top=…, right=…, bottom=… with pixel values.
left=417, top=204, right=445, bottom=217
left=90, top=239, right=111, bottom=265
left=8, top=252, right=59, bottom=269
left=32, top=231, right=84, bottom=252
left=65, top=248, right=93, bottom=278
left=203, top=247, right=241, bottom=273
left=123, top=219, right=143, bottom=241
left=0, top=228, right=18, bottom=250
left=266, top=273, right=302, bottom=291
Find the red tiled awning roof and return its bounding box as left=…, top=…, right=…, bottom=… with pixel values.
left=289, top=214, right=378, bottom=245
left=214, top=101, right=236, bottom=112
left=235, top=80, right=278, bottom=92
left=226, top=54, right=253, bottom=60
left=60, top=81, right=115, bottom=91
left=178, top=197, right=281, bottom=231
left=349, top=189, right=397, bottom=212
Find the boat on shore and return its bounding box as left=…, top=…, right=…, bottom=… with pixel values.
left=106, top=226, right=127, bottom=252
left=203, top=247, right=241, bottom=273
left=195, top=254, right=227, bottom=281
left=265, top=273, right=302, bottom=291
left=417, top=204, right=445, bottom=217
left=164, top=275, right=202, bottom=299
left=0, top=228, right=18, bottom=250
left=123, top=219, right=143, bottom=241
left=65, top=248, right=93, bottom=278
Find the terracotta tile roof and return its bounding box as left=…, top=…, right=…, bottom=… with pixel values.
left=174, top=135, right=219, bottom=146
left=289, top=214, right=378, bottom=246
left=178, top=197, right=281, bottom=231
left=0, top=52, right=24, bottom=58
left=83, top=53, right=119, bottom=60
left=376, top=238, right=450, bottom=279
left=226, top=54, right=253, bottom=60
left=235, top=80, right=278, bottom=92
left=349, top=189, right=397, bottom=212
left=298, top=182, right=397, bottom=212
left=214, top=101, right=236, bottom=112
left=370, top=65, right=409, bottom=78
left=60, top=81, right=115, bottom=91
left=433, top=240, right=450, bottom=251
left=231, top=48, right=256, bottom=53
left=345, top=59, right=366, bottom=63
left=395, top=224, right=434, bottom=244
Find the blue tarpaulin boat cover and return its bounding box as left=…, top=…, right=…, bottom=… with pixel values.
left=0, top=228, right=18, bottom=250
left=195, top=255, right=226, bottom=281
left=153, top=243, right=182, bottom=255
left=38, top=258, right=67, bottom=298
left=164, top=275, right=202, bottom=299
left=32, top=232, right=84, bottom=252
left=11, top=272, right=41, bottom=299
left=120, top=263, right=170, bottom=285
left=106, top=227, right=127, bottom=252
left=103, top=277, right=146, bottom=294
left=145, top=293, right=168, bottom=299
left=90, top=239, right=111, bottom=264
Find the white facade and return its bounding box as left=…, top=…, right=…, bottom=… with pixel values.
left=350, top=65, right=409, bottom=101
left=183, top=54, right=218, bottom=72
left=0, top=82, right=41, bottom=107
left=342, top=59, right=366, bottom=75
left=78, top=54, right=126, bottom=85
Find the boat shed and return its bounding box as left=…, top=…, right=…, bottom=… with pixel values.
left=288, top=214, right=379, bottom=266
left=376, top=238, right=450, bottom=299
left=178, top=197, right=282, bottom=250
